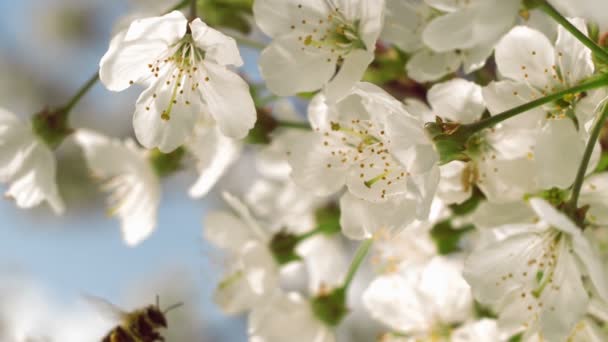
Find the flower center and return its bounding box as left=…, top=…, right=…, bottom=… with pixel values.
left=143, top=35, right=208, bottom=122
left=292, top=2, right=366, bottom=64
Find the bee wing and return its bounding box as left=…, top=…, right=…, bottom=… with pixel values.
left=82, top=294, right=128, bottom=323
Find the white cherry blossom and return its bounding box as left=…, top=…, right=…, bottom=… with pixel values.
left=464, top=198, right=608, bottom=341
left=483, top=20, right=604, bottom=189
left=75, top=130, right=160, bottom=246
left=204, top=192, right=278, bottom=314
left=254, top=0, right=385, bottom=100
left=381, top=0, right=515, bottom=82
left=0, top=108, right=64, bottom=214
left=99, top=11, right=256, bottom=152
left=287, top=82, right=439, bottom=238
left=363, top=257, right=475, bottom=340
left=248, top=292, right=335, bottom=342
left=405, top=79, right=537, bottom=203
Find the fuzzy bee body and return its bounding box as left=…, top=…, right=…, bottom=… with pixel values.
left=86, top=295, right=181, bottom=342
left=100, top=305, right=167, bottom=342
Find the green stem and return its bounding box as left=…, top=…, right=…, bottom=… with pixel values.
left=60, top=72, right=99, bottom=117
left=296, top=222, right=338, bottom=242
left=276, top=120, right=312, bottom=130
left=539, top=0, right=608, bottom=64
left=189, top=0, right=198, bottom=21
left=567, top=102, right=608, bottom=211
left=342, top=238, right=373, bottom=290
left=465, top=76, right=608, bottom=133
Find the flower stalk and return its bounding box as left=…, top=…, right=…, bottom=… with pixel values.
left=566, top=101, right=608, bottom=217
left=428, top=76, right=608, bottom=164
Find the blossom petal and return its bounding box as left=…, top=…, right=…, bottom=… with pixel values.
left=259, top=32, right=335, bottom=96
left=199, top=61, right=256, bottom=139
left=406, top=49, right=460, bottom=83
left=75, top=130, right=160, bottom=246
left=252, top=0, right=329, bottom=37
left=495, top=26, right=557, bottom=89
left=286, top=133, right=348, bottom=196
left=339, top=192, right=417, bottom=240
left=324, top=49, right=374, bottom=102
left=534, top=119, right=583, bottom=189
left=132, top=76, right=199, bottom=152
left=427, top=78, right=484, bottom=124
left=187, top=124, right=241, bottom=198
left=99, top=11, right=187, bottom=91
left=554, top=18, right=593, bottom=85
left=190, top=19, right=243, bottom=67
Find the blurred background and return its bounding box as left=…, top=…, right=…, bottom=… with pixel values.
left=0, top=0, right=262, bottom=340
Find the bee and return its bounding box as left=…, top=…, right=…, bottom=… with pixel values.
left=85, top=295, right=183, bottom=342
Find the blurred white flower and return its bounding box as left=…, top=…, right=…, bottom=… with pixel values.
left=75, top=130, right=160, bottom=246
left=248, top=292, right=335, bottom=342
left=382, top=0, right=517, bottom=82
left=0, top=108, right=64, bottom=214
left=464, top=198, right=608, bottom=341
left=363, top=257, right=476, bottom=340
left=99, top=11, right=256, bottom=152
left=204, top=192, right=279, bottom=314
left=255, top=0, right=384, bottom=100
left=186, top=118, right=242, bottom=198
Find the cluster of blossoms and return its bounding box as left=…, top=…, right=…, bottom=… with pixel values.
left=2, top=0, right=608, bottom=341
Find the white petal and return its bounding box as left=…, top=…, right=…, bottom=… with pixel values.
left=214, top=241, right=278, bottom=314
left=286, top=133, right=348, bottom=196
left=427, top=78, right=484, bottom=124
left=537, top=238, right=588, bottom=342
left=99, top=11, right=187, bottom=92
left=203, top=211, right=255, bottom=252
left=363, top=269, right=434, bottom=334
left=463, top=230, right=546, bottom=305
left=324, top=49, right=374, bottom=102
left=461, top=40, right=494, bottom=74
left=482, top=80, right=545, bottom=128
left=406, top=49, right=461, bottom=83
left=6, top=143, right=64, bottom=214
left=571, top=233, right=608, bottom=302
left=339, top=192, right=417, bottom=240
left=529, top=198, right=580, bottom=235
left=252, top=0, right=329, bottom=37
left=381, top=0, right=430, bottom=53
left=494, top=26, right=556, bottom=89
left=75, top=130, right=160, bottom=246
left=534, top=119, right=583, bottom=189
left=187, top=124, right=241, bottom=198
left=132, top=76, right=199, bottom=152
left=452, top=319, right=501, bottom=342
left=190, top=19, right=243, bottom=67
left=477, top=157, right=537, bottom=203
left=249, top=292, right=335, bottom=342
left=438, top=161, right=472, bottom=204
left=354, top=0, right=386, bottom=49
left=259, top=32, right=335, bottom=96
left=554, top=18, right=594, bottom=85
left=419, top=257, right=472, bottom=324
left=580, top=173, right=608, bottom=225
left=422, top=7, right=477, bottom=51
left=199, top=61, right=256, bottom=139
left=124, top=11, right=187, bottom=43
